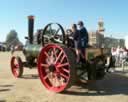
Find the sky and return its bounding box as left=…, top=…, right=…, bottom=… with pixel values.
left=0, top=0, right=128, bottom=44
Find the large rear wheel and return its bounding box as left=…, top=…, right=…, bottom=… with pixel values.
left=38, top=44, right=76, bottom=92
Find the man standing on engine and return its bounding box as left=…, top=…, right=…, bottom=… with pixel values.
left=77, top=21, right=89, bottom=62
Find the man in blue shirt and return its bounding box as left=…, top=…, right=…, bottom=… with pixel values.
left=77, top=21, right=89, bottom=62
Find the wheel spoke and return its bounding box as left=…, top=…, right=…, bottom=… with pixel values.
left=41, top=63, right=49, bottom=68
left=56, top=62, right=69, bottom=68
left=43, top=74, right=49, bottom=80
left=60, top=73, right=69, bottom=79
left=44, top=51, right=50, bottom=58
left=53, top=48, right=57, bottom=58
left=49, top=24, right=53, bottom=35
left=55, top=50, right=63, bottom=63
left=55, top=28, right=60, bottom=35
left=60, top=54, right=66, bottom=63
left=62, top=68, right=70, bottom=73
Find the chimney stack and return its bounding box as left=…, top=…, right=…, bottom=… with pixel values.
left=28, top=15, right=34, bottom=44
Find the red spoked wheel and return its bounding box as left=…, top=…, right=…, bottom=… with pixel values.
left=38, top=44, right=76, bottom=92
left=10, top=56, right=23, bottom=78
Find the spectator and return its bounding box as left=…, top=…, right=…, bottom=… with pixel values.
left=115, top=46, right=120, bottom=66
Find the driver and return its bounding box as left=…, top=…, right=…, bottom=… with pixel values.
left=77, top=21, right=89, bottom=62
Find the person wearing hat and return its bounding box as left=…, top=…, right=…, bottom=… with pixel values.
left=77, top=21, right=89, bottom=62
left=77, top=21, right=96, bottom=83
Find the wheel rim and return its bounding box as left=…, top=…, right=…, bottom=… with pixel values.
left=11, top=56, right=20, bottom=77
left=38, top=44, right=70, bottom=92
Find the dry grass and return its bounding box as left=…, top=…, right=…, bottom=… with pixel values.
left=0, top=52, right=128, bottom=102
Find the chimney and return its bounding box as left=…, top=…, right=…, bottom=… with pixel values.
left=28, top=15, right=34, bottom=44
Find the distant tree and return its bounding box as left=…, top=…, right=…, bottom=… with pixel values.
left=5, top=30, right=22, bottom=47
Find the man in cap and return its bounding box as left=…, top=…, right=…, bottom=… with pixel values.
left=77, top=21, right=96, bottom=83
left=77, top=21, right=89, bottom=62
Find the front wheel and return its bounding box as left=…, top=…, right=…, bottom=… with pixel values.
left=10, top=56, right=23, bottom=78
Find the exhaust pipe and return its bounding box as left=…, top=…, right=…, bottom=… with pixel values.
left=28, top=15, right=34, bottom=44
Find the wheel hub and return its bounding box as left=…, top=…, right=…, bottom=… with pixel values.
left=49, top=64, right=56, bottom=72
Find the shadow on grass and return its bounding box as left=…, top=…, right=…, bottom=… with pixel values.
left=0, top=100, right=6, bottom=102
left=0, top=84, right=13, bottom=93
left=0, top=89, right=11, bottom=92
left=62, top=72, right=128, bottom=96
left=0, top=85, right=13, bottom=87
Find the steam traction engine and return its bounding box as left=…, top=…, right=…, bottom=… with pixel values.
left=10, top=16, right=111, bottom=92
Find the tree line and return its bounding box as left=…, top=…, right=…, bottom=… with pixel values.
left=5, top=30, right=22, bottom=49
